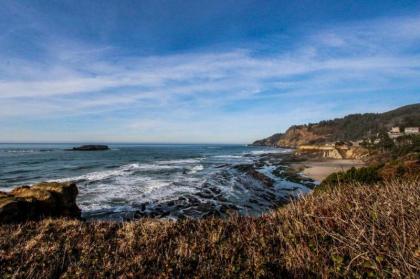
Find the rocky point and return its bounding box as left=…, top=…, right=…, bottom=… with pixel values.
left=0, top=182, right=81, bottom=223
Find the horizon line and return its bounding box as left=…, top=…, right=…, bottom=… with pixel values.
left=0, top=142, right=251, bottom=145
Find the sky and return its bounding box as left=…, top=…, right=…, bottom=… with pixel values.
left=1, top=0, right=420, bottom=144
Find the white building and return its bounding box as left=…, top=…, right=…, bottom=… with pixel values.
left=404, top=127, right=420, bottom=134
left=388, top=127, right=403, bottom=139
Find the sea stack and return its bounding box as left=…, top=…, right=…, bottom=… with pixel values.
left=71, top=145, right=110, bottom=151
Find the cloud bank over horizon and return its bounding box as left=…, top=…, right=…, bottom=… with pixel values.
left=1, top=1, right=420, bottom=143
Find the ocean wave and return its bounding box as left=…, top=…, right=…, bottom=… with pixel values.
left=213, top=155, right=243, bottom=159
left=51, top=163, right=165, bottom=183
left=137, top=164, right=180, bottom=170
left=77, top=173, right=204, bottom=213
left=189, top=165, right=204, bottom=174
left=157, top=158, right=203, bottom=164
left=52, top=169, right=124, bottom=183
left=50, top=160, right=203, bottom=183
left=0, top=149, right=54, bottom=154
left=3, top=169, right=32, bottom=175
left=248, top=149, right=292, bottom=155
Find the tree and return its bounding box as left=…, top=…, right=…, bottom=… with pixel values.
left=375, top=131, right=395, bottom=152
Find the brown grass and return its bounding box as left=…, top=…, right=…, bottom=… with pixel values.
left=1, top=178, right=419, bottom=278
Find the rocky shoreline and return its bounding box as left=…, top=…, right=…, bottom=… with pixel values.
left=108, top=152, right=317, bottom=220
left=0, top=151, right=327, bottom=223
left=0, top=149, right=366, bottom=224
left=0, top=149, right=362, bottom=224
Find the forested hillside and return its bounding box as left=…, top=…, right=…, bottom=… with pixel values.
left=253, top=104, right=420, bottom=147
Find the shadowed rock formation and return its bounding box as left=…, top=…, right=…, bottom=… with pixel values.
left=0, top=182, right=81, bottom=223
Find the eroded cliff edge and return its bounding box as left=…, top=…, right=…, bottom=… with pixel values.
left=0, top=182, right=81, bottom=223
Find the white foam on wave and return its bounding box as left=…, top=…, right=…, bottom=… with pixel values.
left=53, top=168, right=122, bottom=183
left=51, top=162, right=181, bottom=183
left=48, top=159, right=207, bottom=212
left=248, top=149, right=292, bottom=155
left=1, top=149, right=53, bottom=154
left=157, top=158, right=202, bottom=164
left=189, top=164, right=204, bottom=174
left=130, top=163, right=181, bottom=171
left=78, top=175, right=174, bottom=211
left=77, top=172, right=205, bottom=212
left=213, top=155, right=243, bottom=159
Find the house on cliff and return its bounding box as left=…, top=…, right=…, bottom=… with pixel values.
left=404, top=127, right=420, bottom=134
left=388, top=127, right=419, bottom=139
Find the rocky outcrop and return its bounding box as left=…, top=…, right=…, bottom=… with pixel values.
left=279, top=126, right=326, bottom=147
left=0, top=182, right=81, bottom=224
left=70, top=145, right=109, bottom=151
left=252, top=125, right=328, bottom=148
left=252, top=133, right=284, bottom=147
left=297, top=143, right=368, bottom=160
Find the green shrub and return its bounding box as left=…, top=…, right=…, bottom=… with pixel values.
left=318, top=166, right=382, bottom=191
left=393, top=134, right=420, bottom=157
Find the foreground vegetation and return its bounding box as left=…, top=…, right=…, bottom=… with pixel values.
left=1, top=179, right=418, bottom=278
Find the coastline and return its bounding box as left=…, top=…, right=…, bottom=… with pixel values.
left=1, top=147, right=418, bottom=277
left=290, top=158, right=366, bottom=182
left=0, top=143, right=367, bottom=221
left=2, top=144, right=315, bottom=220
left=261, top=147, right=366, bottom=183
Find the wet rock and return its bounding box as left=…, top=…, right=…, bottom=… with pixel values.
left=272, top=165, right=317, bottom=189
left=0, top=182, right=81, bottom=224
left=234, top=164, right=275, bottom=187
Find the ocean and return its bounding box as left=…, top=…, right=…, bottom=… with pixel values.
left=0, top=143, right=311, bottom=220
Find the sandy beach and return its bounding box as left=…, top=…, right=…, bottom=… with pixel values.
left=291, top=159, right=365, bottom=182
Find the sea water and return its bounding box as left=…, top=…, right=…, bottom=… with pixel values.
left=0, top=143, right=309, bottom=220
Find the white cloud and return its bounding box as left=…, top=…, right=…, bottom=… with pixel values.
left=1, top=13, right=420, bottom=142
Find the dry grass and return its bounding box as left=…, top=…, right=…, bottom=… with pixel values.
left=0, top=179, right=419, bottom=278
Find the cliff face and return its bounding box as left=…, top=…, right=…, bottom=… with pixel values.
left=252, top=125, right=330, bottom=148
left=277, top=126, right=326, bottom=147
left=252, top=103, right=420, bottom=148
left=297, top=144, right=369, bottom=160
left=252, top=133, right=283, bottom=146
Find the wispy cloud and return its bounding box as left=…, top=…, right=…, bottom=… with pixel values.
left=1, top=12, right=420, bottom=142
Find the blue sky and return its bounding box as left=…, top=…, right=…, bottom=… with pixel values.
left=1, top=0, right=420, bottom=143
